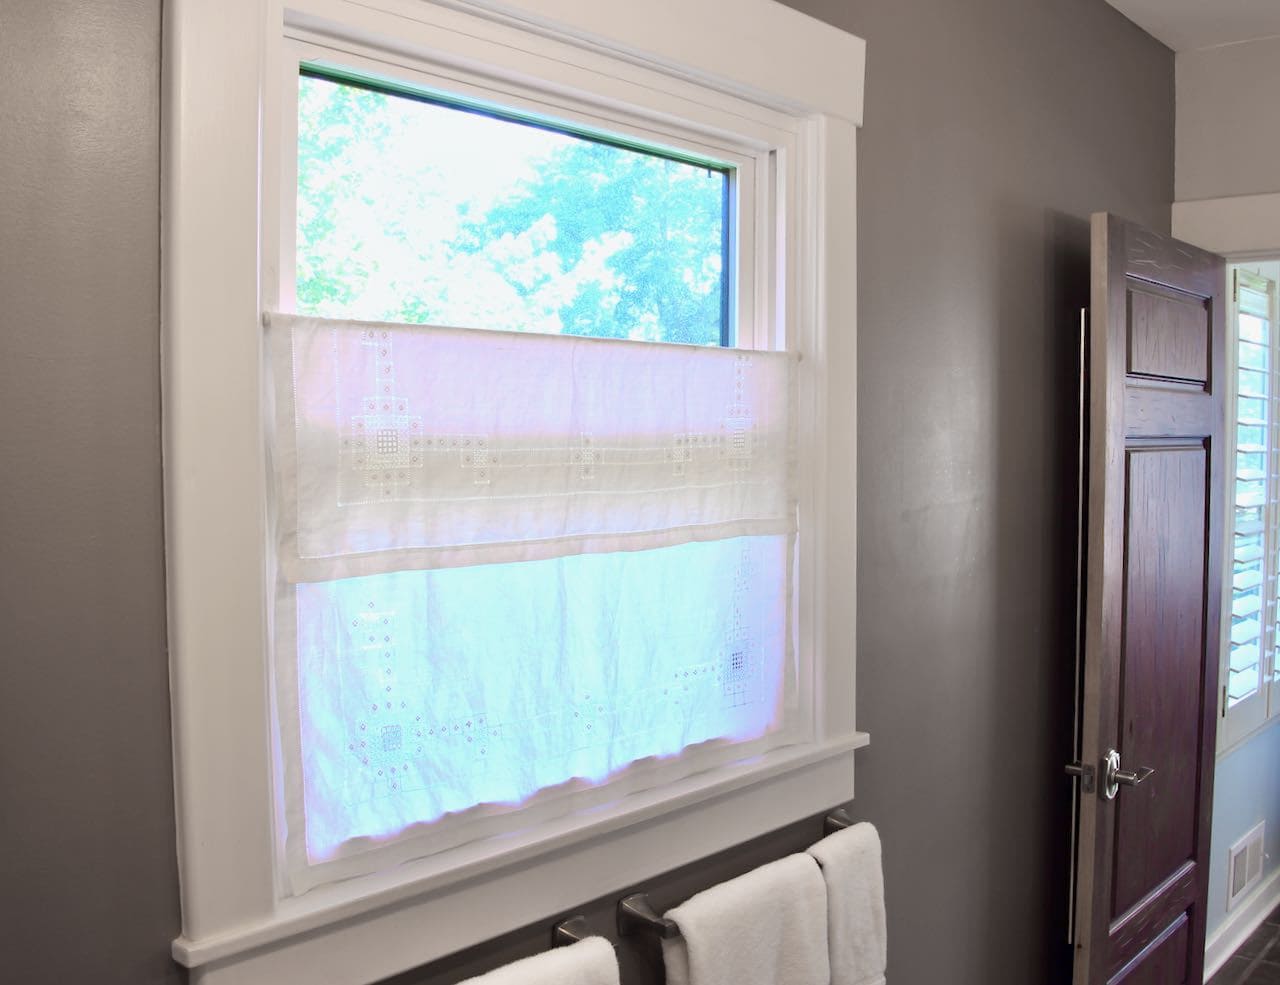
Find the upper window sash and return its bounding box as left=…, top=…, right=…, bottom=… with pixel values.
left=275, top=44, right=767, bottom=349
left=267, top=33, right=795, bottom=352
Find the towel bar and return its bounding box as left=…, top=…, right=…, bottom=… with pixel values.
left=617, top=810, right=853, bottom=941
left=552, top=914, right=590, bottom=946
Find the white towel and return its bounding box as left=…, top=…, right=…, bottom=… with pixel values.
left=807, top=822, right=887, bottom=985
left=661, top=853, right=830, bottom=985
left=456, top=937, right=619, bottom=985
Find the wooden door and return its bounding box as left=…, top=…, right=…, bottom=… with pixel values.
left=1071, top=214, right=1226, bottom=985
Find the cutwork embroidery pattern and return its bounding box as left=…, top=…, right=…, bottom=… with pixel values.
left=331, top=332, right=771, bottom=508
left=339, top=329, right=426, bottom=502
left=313, top=540, right=776, bottom=815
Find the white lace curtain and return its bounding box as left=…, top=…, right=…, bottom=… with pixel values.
left=266, top=312, right=802, bottom=892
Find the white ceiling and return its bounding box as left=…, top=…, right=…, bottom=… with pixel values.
left=1105, top=0, right=1280, bottom=51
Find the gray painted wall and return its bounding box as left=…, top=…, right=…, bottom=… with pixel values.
left=808, top=1, right=1172, bottom=982
left=0, top=2, right=182, bottom=983
left=0, top=1, right=1174, bottom=984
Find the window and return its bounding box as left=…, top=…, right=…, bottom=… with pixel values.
left=1222, top=265, right=1280, bottom=749
left=275, top=61, right=806, bottom=894
left=164, top=1, right=864, bottom=981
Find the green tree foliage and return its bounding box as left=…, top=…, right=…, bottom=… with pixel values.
left=295, top=75, right=728, bottom=345
left=462, top=140, right=725, bottom=343
left=296, top=80, right=390, bottom=315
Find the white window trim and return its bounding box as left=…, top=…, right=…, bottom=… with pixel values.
left=1171, top=216, right=1280, bottom=760
left=1220, top=264, right=1280, bottom=755
left=162, top=2, right=866, bottom=982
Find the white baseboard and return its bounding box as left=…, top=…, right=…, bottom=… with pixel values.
left=1205, top=866, right=1280, bottom=982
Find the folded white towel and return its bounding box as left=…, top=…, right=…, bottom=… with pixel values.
left=807, top=822, right=887, bottom=985
left=661, top=853, right=830, bottom=985
left=456, top=937, right=619, bottom=985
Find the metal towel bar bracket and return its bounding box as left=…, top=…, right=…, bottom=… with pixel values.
left=824, top=808, right=853, bottom=835
left=552, top=914, right=590, bottom=947
left=618, top=893, right=680, bottom=939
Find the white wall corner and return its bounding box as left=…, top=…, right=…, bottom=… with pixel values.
left=1175, top=38, right=1280, bottom=205
left=1173, top=193, right=1280, bottom=258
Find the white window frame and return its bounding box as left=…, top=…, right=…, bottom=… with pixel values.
left=1220, top=263, right=1280, bottom=753
left=162, top=2, right=866, bottom=983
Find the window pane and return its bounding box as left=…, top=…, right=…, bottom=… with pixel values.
left=1229, top=563, right=1263, bottom=708
left=1234, top=561, right=1263, bottom=592
left=1237, top=425, right=1266, bottom=452
left=1236, top=478, right=1266, bottom=508
left=1239, top=396, right=1268, bottom=425
left=1231, top=613, right=1261, bottom=644
left=1233, top=590, right=1261, bottom=622
left=1239, top=340, right=1269, bottom=371
left=1237, top=451, right=1266, bottom=479
left=1229, top=662, right=1261, bottom=704
left=1239, top=312, right=1269, bottom=344
left=296, top=73, right=731, bottom=345
left=1239, top=367, right=1269, bottom=399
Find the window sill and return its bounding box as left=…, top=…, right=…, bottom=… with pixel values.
left=1217, top=711, right=1280, bottom=760
left=174, top=733, right=867, bottom=982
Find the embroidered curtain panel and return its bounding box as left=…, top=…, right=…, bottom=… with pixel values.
left=266, top=312, right=802, bottom=892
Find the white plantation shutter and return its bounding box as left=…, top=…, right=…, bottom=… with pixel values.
left=266, top=312, right=803, bottom=891
left=1224, top=270, right=1280, bottom=747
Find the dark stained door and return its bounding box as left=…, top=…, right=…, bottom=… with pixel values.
left=1071, top=214, right=1226, bottom=985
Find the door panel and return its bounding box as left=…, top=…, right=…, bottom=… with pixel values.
left=1112, top=914, right=1190, bottom=985
left=1072, top=214, right=1225, bottom=985
left=1112, top=445, right=1207, bottom=920
left=1126, top=281, right=1211, bottom=385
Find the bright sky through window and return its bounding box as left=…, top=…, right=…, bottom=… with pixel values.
left=296, top=72, right=732, bottom=345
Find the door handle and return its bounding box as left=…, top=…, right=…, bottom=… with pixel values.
left=1102, top=749, right=1154, bottom=800
left=1114, top=765, right=1155, bottom=787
